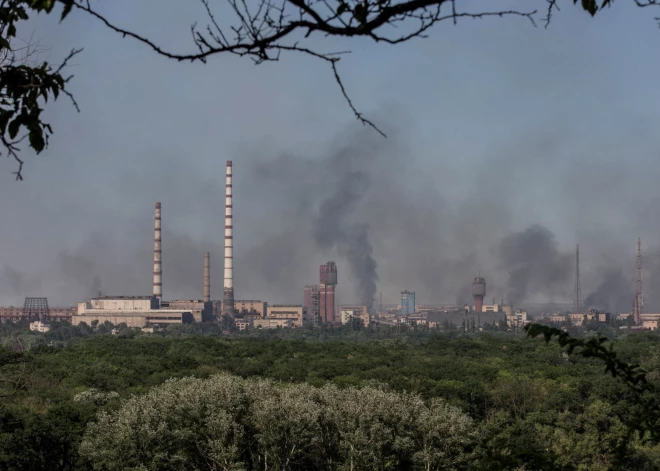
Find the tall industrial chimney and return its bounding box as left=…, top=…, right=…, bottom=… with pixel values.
left=472, top=276, right=486, bottom=313
left=204, top=252, right=210, bottom=303
left=153, top=202, right=162, bottom=302
left=222, top=161, right=235, bottom=316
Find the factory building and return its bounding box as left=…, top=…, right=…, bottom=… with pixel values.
left=73, top=196, right=224, bottom=328
left=0, top=306, right=75, bottom=323
left=266, top=305, right=308, bottom=327
left=254, top=318, right=294, bottom=329
left=74, top=296, right=196, bottom=328
left=340, top=305, right=370, bottom=326
left=400, top=290, right=415, bottom=315
left=425, top=309, right=504, bottom=330
left=319, top=262, right=337, bottom=323
left=481, top=304, right=502, bottom=313
left=167, top=300, right=213, bottom=322
left=506, top=309, right=529, bottom=328
left=235, top=300, right=267, bottom=318
left=303, top=285, right=320, bottom=324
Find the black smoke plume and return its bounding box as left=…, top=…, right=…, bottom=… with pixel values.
left=499, top=224, right=572, bottom=305
left=313, top=166, right=378, bottom=309
left=584, top=268, right=632, bottom=313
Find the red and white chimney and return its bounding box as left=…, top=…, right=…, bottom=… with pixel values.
left=153, top=202, right=162, bottom=301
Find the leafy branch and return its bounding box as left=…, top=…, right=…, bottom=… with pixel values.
left=0, top=0, right=80, bottom=180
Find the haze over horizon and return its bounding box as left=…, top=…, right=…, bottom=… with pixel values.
left=1, top=1, right=660, bottom=312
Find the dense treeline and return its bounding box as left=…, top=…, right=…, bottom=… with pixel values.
left=80, top=374, right=477, bottom=470
left=2, top=324, right=660, bottom=469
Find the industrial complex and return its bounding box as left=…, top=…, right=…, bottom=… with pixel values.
left=1, top=160, right=658, bottom=333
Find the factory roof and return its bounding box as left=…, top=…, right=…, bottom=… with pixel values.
left=93, top=296, right=152, bottom=300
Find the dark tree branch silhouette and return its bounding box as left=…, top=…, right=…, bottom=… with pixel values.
left=68, top=0, right=660, bottom=137
left=0, top=0, right=81, bottom=180
left=2, top=0, right=660, bottom=177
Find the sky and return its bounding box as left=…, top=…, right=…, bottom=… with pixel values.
left=1, top=0, right=660, bottom=311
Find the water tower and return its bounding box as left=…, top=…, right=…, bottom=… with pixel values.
left=472, top=277, right=486, bottom=313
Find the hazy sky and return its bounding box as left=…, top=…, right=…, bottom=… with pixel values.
left=2, top=1, right=660, bottom=309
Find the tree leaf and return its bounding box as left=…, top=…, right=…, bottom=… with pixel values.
left=29, top=129, right=45, bottom=153
left=580, top=0, right=598, bottom=16
left=8, top=118, right=20, bottom=139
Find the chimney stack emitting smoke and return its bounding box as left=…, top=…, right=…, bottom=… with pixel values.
left=153, top=202, right=162, bottom=301
left=204, top=252, right=210, bottom=303
left=222, top=161, right=235, bottom=316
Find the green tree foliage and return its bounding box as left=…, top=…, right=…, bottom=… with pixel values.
left=1, top=329, right=660, bottom=469
left=0, top=0, right=79, bottom=179
left=78, top=373, right=476, bottom=470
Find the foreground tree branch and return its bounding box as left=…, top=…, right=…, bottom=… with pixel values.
left=3, top=0, right=659, bottom=177
left=0, top=1, right=81, bottom=180
left=69, top=0, right=540, bottom=137
left=67, top=0, right=660, bottom=138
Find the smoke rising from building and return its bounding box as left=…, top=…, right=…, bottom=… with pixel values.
left=4, top=113, right=660, bottom=310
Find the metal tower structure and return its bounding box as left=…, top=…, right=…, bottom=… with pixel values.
left=637, top=237, right=643, bottom=311
left=633, top=237, right=643, bottom=325
left=23, top=297, right=49, bottom=320
left=573, top=244, right=582, bottom=313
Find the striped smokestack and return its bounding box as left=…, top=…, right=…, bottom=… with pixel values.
left=204, top=252, right=210, bottom=303
left=153, top=202, right=162, bottom=301
left=222, top=161, right=235, bottom=316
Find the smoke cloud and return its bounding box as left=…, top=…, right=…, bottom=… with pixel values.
left=498, top=225, right=573, bottom=306
left=1, top=114, right=658, bottom=313
left=584, top=268, right=632, bottom=314
left=313, top=158, right=378, bottom=308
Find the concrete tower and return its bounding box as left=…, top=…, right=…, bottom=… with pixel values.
left=153, top=202, right=162, bottom=302
left=222, top=161, right=235, bottom=316
left=472, top=277, right=486, bottom=313
left=319, top=262, right=337, bottom=323
left=204, top=252, right=210, bottom=303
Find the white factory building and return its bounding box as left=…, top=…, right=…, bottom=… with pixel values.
left=72, top=198, right=218, bottom=329
left=73, top=296, right=212, bottom=328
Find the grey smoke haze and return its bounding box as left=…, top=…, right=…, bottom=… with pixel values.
left=2, top=2, right=660, bottom=310
left=312, top=152, right=378, bottom=308
left=498, top=225, right=573, bottom=306
left=584, top=268, right=632, bottom=313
